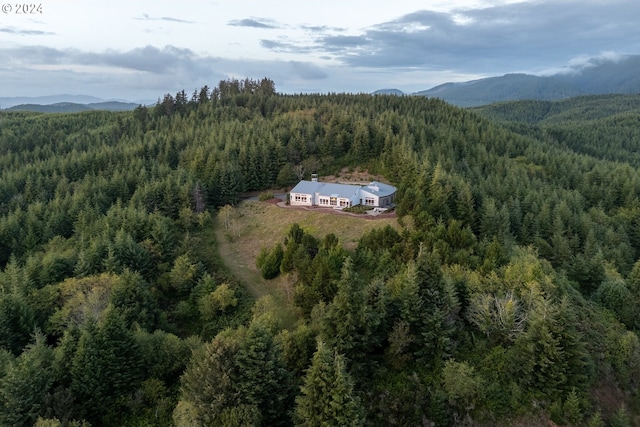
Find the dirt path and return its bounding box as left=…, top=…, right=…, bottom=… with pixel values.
left=214, top=206, right=300, bottom=328
left=215, top=224, right=271, bottom=300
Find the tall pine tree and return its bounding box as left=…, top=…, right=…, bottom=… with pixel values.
left=294, top=340, right=363, bottom=427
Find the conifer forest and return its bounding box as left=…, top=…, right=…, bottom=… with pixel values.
left=2, top=79, right=640, bottom=426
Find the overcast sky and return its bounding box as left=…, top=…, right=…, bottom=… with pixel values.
left=1, top=0, right=639, bottom=102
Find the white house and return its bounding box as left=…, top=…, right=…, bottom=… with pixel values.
left=289, top=178, right=396, bottom=209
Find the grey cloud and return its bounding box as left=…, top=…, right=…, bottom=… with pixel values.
left=0, top=27, right=55, bottom=35
left=0, top=44, right=331, bottom=99
left=260, top=34, right=368, bottom=56
left=322, top=35, right=368, bottom=49
left=260, top=39, right=315, bottom=54
left=289, top=61, right=327, bottom=80
left=352, top=1, right=640, bottom=72
left=135, top=13, right=195, bottom=24
left=260, top=39, right=289, bottom=50
left=160, top=17, right=195, bottom=24
left=542, top=51, right=627, bottom=76
left=95, top=45, right=202, bottom=73
left=261, top=0, right=640, bottom=75
left=228, top=18, right=279, bottom=29
left=2, top=45, right=68, bottom=65
left=1, top=45, right=218, bottom=78
left=301, top=25, right=345, bottom=33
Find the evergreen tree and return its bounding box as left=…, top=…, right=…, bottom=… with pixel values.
left=294, top=340, right=364, bottom=427
left=414, top=248, right=453, bottom=367
left=562, top=388, right=583, bottom=426
left=610, top=404, right=631, bottom=427
left=234, top=324, right=293, bottom=426
left=178, top=324, right=293, bottom=426
left=71, top=308, right=143, bottom=424
left=320, top=258, right=386, bottom=371
left=0, top=332, right=53, bottom=427
left=110, top=269, right=160, bottom=330
left=257, top=244, right=283, bottom=280
left=0, top=293, right=35, bottom=356
left=512, top=297, right=588, bottom=399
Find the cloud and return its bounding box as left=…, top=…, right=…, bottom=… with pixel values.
left=95, top=45, right=204, bottom=74
left=228, top=18, right=280, bottom=29
left=0, top=45, right=222, bottom=97
left=300, top=25, right=346, bottom=33
left=567, top=51, right=626, bottom=69
left=260, top=39, right=315, bottom=54
left=259, top=0, right=640, bottom=75
left=0, top=27, right=55, bottom=35
left=259, top=39, right=288, bottom=50
left=135, top=13, right=195, bottom=24
left=2, top=45, right=208, bottom=75
left=0, top=44, right=331, bottom=98
left=289, top=61, right=327, bottom=80
left=539, top=51, right=628, bottom=76
left=322, top=35, right=368, bottom=50
left=159, top=16, right=195, bottom=24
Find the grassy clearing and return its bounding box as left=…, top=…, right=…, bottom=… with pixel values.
left=214, top=201, right=399, bottom=326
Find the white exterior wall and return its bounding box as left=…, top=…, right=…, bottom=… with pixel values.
left=359, top=189, right=380, bottom=207
left=316, top=194, right=353, bottom=207
left=338, top=197, right=352, bottom=208
left=290, top=192, right=313, bottom=206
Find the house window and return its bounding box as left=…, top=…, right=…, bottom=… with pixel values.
left=294, top=195, right=308, bottom=203
left=340, top=200, right=348, bottom=207
left=330, top=197, right=337, bottom=206
left=365, top=197, right=375, bottom=206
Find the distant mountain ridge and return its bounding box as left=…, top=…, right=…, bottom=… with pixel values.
left=4, top=101, right=140, bottom=113
left=0, top=94, right=107, bottom=107
left=416, top=73, right=584, bottom=107
left=6, top=103, right=91, bottom=113
left=372, top=88, right=405, bottom=96
left=375, top=55, right=640, bottom=107
left=4, top=101, right=141, bottom=113
left=0, top=94, right=152, bottom=111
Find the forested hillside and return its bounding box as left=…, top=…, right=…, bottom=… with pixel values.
left=1, top=79, right=640, bottom=426
left=474, top=94, right=640, bottom=167
left=415, top=55, right=640, bottom=107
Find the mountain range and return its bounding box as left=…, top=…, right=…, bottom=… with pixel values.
left=3, top=101, right=141, bottom=113
left=376, top=55, right=640, bottom=107
left=0, top=95, right=151, bottom=112
left=4, top=55, right=640, bottom=111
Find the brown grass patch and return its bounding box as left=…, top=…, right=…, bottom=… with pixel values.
left=321, top=166, right=390, bottom=185
left=214, top=200, right=399, bottom=326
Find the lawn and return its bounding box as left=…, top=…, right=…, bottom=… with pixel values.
left=214, top=201, right=399, bottom=325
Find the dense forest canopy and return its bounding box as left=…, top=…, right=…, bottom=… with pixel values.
left=473, top=94, right=640, bottom=167
left=1, top=78, right=640, bottom=426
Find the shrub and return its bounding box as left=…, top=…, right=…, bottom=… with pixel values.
left=259, top=191, right=274, bottom=201
left=257, top=244, right=283, bottom=279
left=342, top=205, right=373, bottom=214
